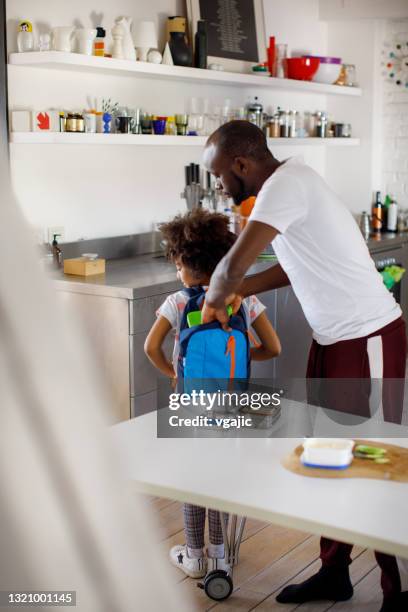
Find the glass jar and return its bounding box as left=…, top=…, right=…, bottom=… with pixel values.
left=289, top=110, right=298, bottom=138
left=303, top=111, right=315, bottom=137
left=269, top=111, right=281, bottom=138
left=279, top=110, right=290, bottom=137
left=66, top=113, right=78, bottom=132
left=342, top=123, right=352, bottom=138
left=315, top=111, right=328, bottom=138
left=246, top=97, right=264, bottom=129
left=344, top=64, right=357, bottom=87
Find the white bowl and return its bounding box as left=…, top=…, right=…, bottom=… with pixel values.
left=302, top=438, right=354, bottom=469
left=313, top=63, right=342, bottom=84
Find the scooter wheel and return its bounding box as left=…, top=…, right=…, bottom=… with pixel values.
left=203, top=570, right=233, bottom=601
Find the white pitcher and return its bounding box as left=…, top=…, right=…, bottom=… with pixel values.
left=51, top=26, right=76, bottom=52
left=76, top=28, right=97, bottom=56
left=115, top=17, right=136, bottom=61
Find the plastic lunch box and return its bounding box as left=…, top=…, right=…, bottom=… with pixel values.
left=301, top=438, right=355, bottom=469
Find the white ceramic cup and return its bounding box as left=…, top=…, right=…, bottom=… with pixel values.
left=76, top=28, right=97, bottom=56
left=51, top=26, right=76, bottom=52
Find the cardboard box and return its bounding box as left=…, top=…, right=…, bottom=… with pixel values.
left=64, top=257, right=106, bottom=276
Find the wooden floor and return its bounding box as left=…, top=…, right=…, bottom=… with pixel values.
left=145, top=496, right=383, bottom=612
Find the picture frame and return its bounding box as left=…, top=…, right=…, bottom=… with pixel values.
left=187, top=0, right=266, bottom=74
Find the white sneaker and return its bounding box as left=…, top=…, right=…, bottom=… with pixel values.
left=169, top=545, right=207, bottom=578
left=207, top=556, right=231, bottom=574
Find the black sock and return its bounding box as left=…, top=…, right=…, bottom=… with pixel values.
left=276, top=565, right=353, bottom=604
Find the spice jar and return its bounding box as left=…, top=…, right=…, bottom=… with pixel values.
left=65, top=113, right=77, bottom=132
left=280, top=110, right=290, bottom=138
left=269, top=111, right=280, bottom=138
left=342, top=123, right=352, bottom=138
left=75, top=113, right=85, bottom=133
left=315, top=111, right=328, bottom=138
left=66, top=113, right=85, bottom=132
left=397, top=212, right=406, bottom=233
left=288, top=110, right=298, bottom=138
left=344, top=64, right=357, bottom=87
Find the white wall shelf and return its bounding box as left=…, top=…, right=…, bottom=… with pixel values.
left=8, top=52, right=363, bottom=97
left=9, top=132, right=361, bottom=147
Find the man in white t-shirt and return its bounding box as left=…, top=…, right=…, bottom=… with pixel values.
left=202, top=121, right=407, bottom=612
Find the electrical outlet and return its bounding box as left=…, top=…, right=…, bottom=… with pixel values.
left=47, top=226, right=65, bottom=244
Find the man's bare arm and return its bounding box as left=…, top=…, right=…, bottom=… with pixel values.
left=238, top=262, right=290, bottom=298
left=205, top=220, right=282, bottom=310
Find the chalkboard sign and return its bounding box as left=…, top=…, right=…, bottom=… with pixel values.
left=188, top=0, right=266, bottom=73
left=199, top=0, right=258, bottom=62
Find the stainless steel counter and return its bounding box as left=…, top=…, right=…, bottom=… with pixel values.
left=54, top=232, right=408, bottom=300
left=367, top=232, right=408, bottom=251
left=52, top=254, right=275, bottom=299
left=53, top=254, right=180, bottom=299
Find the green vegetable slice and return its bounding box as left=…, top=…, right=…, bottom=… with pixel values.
left=354, top=445, right=387, bottom=456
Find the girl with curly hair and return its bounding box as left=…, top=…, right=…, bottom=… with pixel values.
left=144, top=207, right=280, bottom=579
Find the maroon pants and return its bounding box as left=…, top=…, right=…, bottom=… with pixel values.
left=306, top=316, right=407, bottom=598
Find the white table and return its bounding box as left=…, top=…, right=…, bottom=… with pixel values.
left=111, top=404, right=408, bottom=559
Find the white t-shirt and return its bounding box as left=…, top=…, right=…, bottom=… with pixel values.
left=249, top=157, right=401, bottom=345
left=157, top=290, right=265, bottom=370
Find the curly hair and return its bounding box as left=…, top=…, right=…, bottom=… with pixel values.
left=158, top=208, right=236, bottom=278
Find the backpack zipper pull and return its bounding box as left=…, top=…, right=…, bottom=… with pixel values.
left=225, top=334, right=236, bottom=379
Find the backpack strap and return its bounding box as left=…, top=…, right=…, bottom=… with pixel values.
left=179, top=286, right=206, bottom=332
left=247, top=329, right=261, bottom=349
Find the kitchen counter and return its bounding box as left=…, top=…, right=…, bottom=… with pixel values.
left=53, top=254, right=180, bottom=299
left=53, top=232, right=408, bottom=300
left=52, top=254, right=275, bottom=299
left=367, top=232, right=408, bottom=251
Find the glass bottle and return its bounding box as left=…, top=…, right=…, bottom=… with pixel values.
left=275, top=44, right=288, bottom=78
left=94, top=27, right=106, bottom=56
left=194, top=20, right=207, bottom=69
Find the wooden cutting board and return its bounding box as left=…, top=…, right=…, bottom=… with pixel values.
left=282, top=440, right=408, bottom=482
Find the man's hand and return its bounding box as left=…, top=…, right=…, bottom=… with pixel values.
left=202, top=294, right=242, bottom=327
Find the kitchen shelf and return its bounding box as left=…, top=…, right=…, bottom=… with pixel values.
left=9, top=133, right=361, bottom=146
left=8, top=52, right=363, bottom=97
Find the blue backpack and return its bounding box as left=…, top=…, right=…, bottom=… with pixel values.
left=177, top=286, right=251, bottom=391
